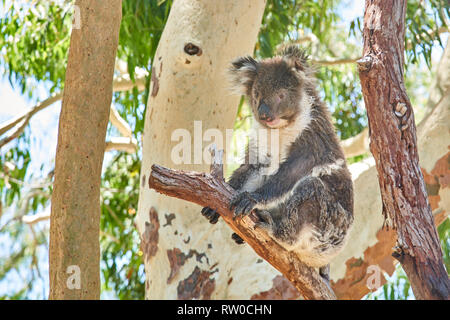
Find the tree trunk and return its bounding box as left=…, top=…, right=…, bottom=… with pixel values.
left=148, top=154, right=336, bottom=299
left=136, top=0, right=267, bottom=299
left=49, top=0, right=122, bottom=299
left=356, top=0, right=450, bottom=299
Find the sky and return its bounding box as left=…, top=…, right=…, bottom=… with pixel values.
left=0, top=0, right=447, bottom=299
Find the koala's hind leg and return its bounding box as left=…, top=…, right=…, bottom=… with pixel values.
left=200, top=208, right=248, bottom=245
left=319, top=264, right=330, bottom=282
left=231, top=232, right=245, bottom=244
left=201, top=207, right=221, bottom=224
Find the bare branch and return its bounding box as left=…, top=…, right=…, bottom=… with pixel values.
left=148, top=147, right=336, bottom=300
left=311, top=57, right=360, bottom=66
left=106, top=105, right=138, bottom=153
left=358, top=0, right=450, bottom=299
left=109, top=104, right=132, bottom=138
left=0, top=117, right=30, bottom=148
left=0, top=74, right=146, bottom=149
left=112, top=74, right=146, bottom=92
left=105, top=137, right=138, bottom=153
left=341, top=128, right=369, bottom=158
left=22, top=211, right=50, bottom=225
left=0, top=92, right=62, bottom=137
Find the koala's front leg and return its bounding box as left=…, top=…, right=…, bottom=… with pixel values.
left=230, top=154, right=315, bottom=219
left=229, top=191, right=263, bottom=217
left=201, top=162, right=257, bottom=225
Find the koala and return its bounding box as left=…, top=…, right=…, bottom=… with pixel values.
left=201, top=45, right=354, bottom=280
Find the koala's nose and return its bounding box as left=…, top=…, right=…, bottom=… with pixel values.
left=258, top=103, right=273, bottom=121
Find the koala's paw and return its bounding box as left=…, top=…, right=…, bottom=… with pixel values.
left=229, top=192, right=261, bottom=218
left=201, top=207, right=220, bottom=224
left=231, top=232, right=245, bottom=245
left=254, top=210, right=274, bottom=233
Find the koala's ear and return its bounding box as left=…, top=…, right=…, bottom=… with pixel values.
left=228, top=56, right=258, bottom=95
left=280, top=45, right=309, bottom=72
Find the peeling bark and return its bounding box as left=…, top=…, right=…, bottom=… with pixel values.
left=177, top=266, right=216, bottom=300
left=331, top=86, right=450, bottom=299
left=140, top=208, right=160, bottom=261
left=250, top=276, right=300, bottom=300
left=357, top=0, right=450, bottom=299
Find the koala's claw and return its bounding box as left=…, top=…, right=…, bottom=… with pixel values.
left=231, top=232, right=245, bottom=245
left=229, top=192, right=259, bottom=218
left=201, top=207, right=220, bottom=224
left=254, top=210, right=274, bottom=232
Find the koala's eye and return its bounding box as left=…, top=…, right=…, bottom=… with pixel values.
left=275, top=93, right=285, bottom=104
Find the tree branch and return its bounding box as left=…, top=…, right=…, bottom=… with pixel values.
left=0, top=75, right=146, bottom=149
left=105, top=137, right=138, bottom=153
left=148, top=147, right=336, bottom=300
left=0, top=116, right=31, bottom=148
left=0, top=92, right=62, bottom=137
left=311, top=57, right=360, bottom=66
left=340, top=128, right=369, bottom=158
left=109, top=104, right=132, bottom=138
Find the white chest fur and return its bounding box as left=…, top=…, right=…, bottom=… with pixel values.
left=242, top=94, right=313, bottom=192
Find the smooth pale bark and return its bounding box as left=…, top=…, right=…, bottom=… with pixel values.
left=355, top=0, right=449, bottom=299
left=136, top=0, right=267, bottom=299
left=49, top=0, right=122, bottom=299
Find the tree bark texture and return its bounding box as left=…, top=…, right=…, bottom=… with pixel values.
left=49, top=0, right=122, bottom=299
left=357, top=0, right=449, bottom=299
left=148, top=152, right=336, bottom=299
left=330, top=37, right=449, bottom=300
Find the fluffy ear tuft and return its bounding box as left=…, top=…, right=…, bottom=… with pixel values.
left=279, top=45, right=309, bottom=72
left=228, top=56, right=258, bottom=95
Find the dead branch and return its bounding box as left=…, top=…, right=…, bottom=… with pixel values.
left=148, top=147, right=336, bottom=300
left=22, top=211, right=50, bottom=225
left=311, top=57, right=360, bottom=66
left=0, top=75, right=146, bottom=149
left=109, top=105, right=133, bottom=138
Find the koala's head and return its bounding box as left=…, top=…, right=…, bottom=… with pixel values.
left=228, top=45, right=314, bottom=129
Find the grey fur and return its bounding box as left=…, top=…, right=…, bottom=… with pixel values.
left=202, top=45, right=354, bottom=273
